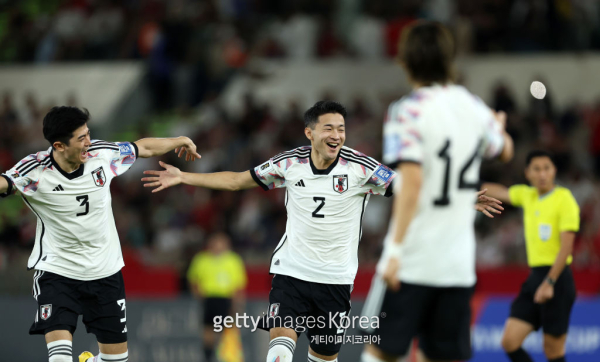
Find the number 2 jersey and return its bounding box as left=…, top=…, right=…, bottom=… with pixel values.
left=251, top=146, right=396, bottom=285
left=0, top=140, right=138, bottom=280
left=377, top=84, right=505, bottom=287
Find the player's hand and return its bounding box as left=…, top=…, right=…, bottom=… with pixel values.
left=475, top=189, right=504, bottom=218
left=534, top=281, right=554, bottom=304
left=493, top=110, right=507, bottom=129
left=142, top=161, right=182, bottom=193
left=175, top=137, right=201, bottom=161
left=382, top=257, right=401, bottom=292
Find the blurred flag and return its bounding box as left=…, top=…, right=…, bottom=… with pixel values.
left=217, top=327, right=244, bottom=362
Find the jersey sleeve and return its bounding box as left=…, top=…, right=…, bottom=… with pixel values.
left=477, top=100, right=505, bottom=159
left=1, top=154, right=45, bottom=197
left=250, top=158, right=287, bottom=191
left=232, top=254, right=247, bottom=291
left=559, top=190, right=580, bottom=233
left=88, top=140, right=138, bottom=177
left=357, top=160, right=397, bottom=197
left=508, top=184, right=529, bottom=207
left=383, top=100, right=424, bottom=167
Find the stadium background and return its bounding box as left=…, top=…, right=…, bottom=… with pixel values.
left=1, top=0, right=600, bottom=361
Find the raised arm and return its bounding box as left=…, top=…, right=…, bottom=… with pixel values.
left=493, top=111, right=514, bottom=163
left=142, top=161, right=258, bottom=193
left=134, top=136, right=201, bottom=160
left=481, top=182, right=511, bottom=204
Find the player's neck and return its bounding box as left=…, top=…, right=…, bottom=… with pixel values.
left=537, top=184, right=555, bottom=196
left=52, top=151, right=81, bottom=173
left=311, top=149, right=335, bottom=170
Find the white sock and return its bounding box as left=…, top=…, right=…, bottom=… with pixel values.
left=91, top=351, right=128, bottom=362
left=361, top=350, right=386, bottom=362
left=308, top=352, right=337, bottom=362
left=267, top=337, right=295, bottom=362
left=47, top=340, right=72, bottom=362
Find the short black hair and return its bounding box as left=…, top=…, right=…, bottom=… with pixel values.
left=398, top=21, right=455, bottom=85
left=526, top=150, right=554, bottom=166
left=43, top=106, right=90, bottom=147
left=303, top=101, right=347, bottom=129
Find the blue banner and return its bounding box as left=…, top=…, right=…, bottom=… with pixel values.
left=472, top=297, right=600, bottom=362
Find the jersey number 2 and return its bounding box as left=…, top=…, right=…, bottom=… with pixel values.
left=433, top=139, right=481, bottom=206
left=312, top=197, right=325, bottom=218
left=76, top=195, right=89, bottom=216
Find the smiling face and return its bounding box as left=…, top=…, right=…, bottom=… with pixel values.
left=53, top=124, right=92, bottom=165
left=525, top=156, right=556, bottom=193
left=305, top=112, right=346, bottom=161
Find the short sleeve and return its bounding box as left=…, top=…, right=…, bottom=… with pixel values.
left=251, top=158, right=287, bottom=191
left=479, top=105, right=505, bottom=159
left=1, top=153, right=46, bottom=197
left=232, top=254, right=247, bottom=290
left=358, top=162, right=397, bottom=197
left=508, top=184, right=529, bottom=207
left=559, top=190, right=580, bottom=233
left=383, top=100, right=424, bottom=167
left=88, top=140, right=138, bottom=177
left=186, top=254, right=203, bottom=284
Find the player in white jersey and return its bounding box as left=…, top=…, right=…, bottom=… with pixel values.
left=142, top=101, right=398, bottom=362
left=0, top=106, right=200, bottom=362
left=360, top=22, right=514, bottom=362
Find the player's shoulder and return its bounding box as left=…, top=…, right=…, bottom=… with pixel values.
left=11, top=149, right=52, bottom=177
left=555, top=186, right=577, bottom=202
left=339, top=146, right=380, bottom=171
left=88, top=139, right=120, bottom=152
left=272, top=146, right=311, bottom=164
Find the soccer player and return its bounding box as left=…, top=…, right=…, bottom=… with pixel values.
left=143, top=101, right=503, bottom=362
left=482, top=150, right=579, bottom=362
left=143, top=100, right=398, bottom=362
left=0, top=106, right=201, bottom=362
left=360, top=21, right=514, bottom=362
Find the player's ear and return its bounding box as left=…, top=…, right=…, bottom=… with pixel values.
left=304, top=127, right=313, bottom=141
left=53, top=141, right=66, bottom=152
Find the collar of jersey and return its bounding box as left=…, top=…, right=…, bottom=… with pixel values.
left=50, top=151, right=85, bottom=180
left=537, top=187, right=556, bottom=200
left=309, top=149, right=340, bottom=175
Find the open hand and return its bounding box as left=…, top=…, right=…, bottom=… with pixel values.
left=175, top=137, right=201, bottom=161
left=142, top=161, right=182, bottom=193
left=475, top=189, right=504, bottom=218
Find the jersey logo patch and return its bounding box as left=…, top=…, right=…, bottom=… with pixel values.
left=539, top=224, right=552, bottom=241
left=117, top=142, right=133, bottom=156
left=373, top=165, right=394, bottom=183
left=269, top=303, right=280, bottom=317
left=333, top=174, right=349, bottom=194
left=91, top=166, right=107, bottom=187
left=40, top=304, right=52, bottom=320
left=257, top=160, right=274, bottom=176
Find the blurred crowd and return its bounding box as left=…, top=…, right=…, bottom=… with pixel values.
left=2, top=79, right=600, bottom=285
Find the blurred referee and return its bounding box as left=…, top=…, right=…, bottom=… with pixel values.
left=483, top=150, right=580, bottom=362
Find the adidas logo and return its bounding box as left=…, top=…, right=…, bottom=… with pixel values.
left=274, top=259, right=280, bottom=265
left=52, top=185, right=64, bottom=191
left=295, top=180, right=306, bottom=187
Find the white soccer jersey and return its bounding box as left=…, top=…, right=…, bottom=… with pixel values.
left=377, top=85, right=505, bottom=287
left=252, top=146, right=396, bottom=285
left=0, top=140, right=138, bottom=280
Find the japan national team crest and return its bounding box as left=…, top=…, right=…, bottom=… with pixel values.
left=333, top=174, right=349, bottom=194
left=91, top=166, right=106, bottom=187
left=40, top=304, right=52, bottom=320
left=269, top=303, right=280, bottom=317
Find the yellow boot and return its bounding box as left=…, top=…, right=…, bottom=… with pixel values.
left=78, top=351, right=94, bottom=362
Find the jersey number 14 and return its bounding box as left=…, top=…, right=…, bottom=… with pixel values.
left=433, top=139, right=481, bottom=206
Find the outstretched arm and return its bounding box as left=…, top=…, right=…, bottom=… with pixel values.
left=142, top=161, right=258, bottom=193
left=481, top=183, right=511, bottom=204
left=134, top=136, right=201, bottom=160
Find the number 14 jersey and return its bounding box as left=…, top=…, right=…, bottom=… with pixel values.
left=0, top=140, right=138, bottom=280
left=251, top=146, right=396, bottom=285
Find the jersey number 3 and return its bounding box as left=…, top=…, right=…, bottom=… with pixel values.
left=434, top=139, right=481, bottom=206
left=76, top=195, right=89, bottom=216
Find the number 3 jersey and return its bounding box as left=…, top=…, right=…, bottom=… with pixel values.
left=0, top=140, right=138, bottom=280
left=251, top=146, right=396, bottom=285
left=378, top=84, right=505, bottom=287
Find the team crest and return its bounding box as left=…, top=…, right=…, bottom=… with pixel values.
left=333, top=174, right=348, bottom=194
left=91, top=166, right=106, bottom=187
left=40, top=304, right=52, bottom=320
left=269, top=303, right=280, bottom=317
